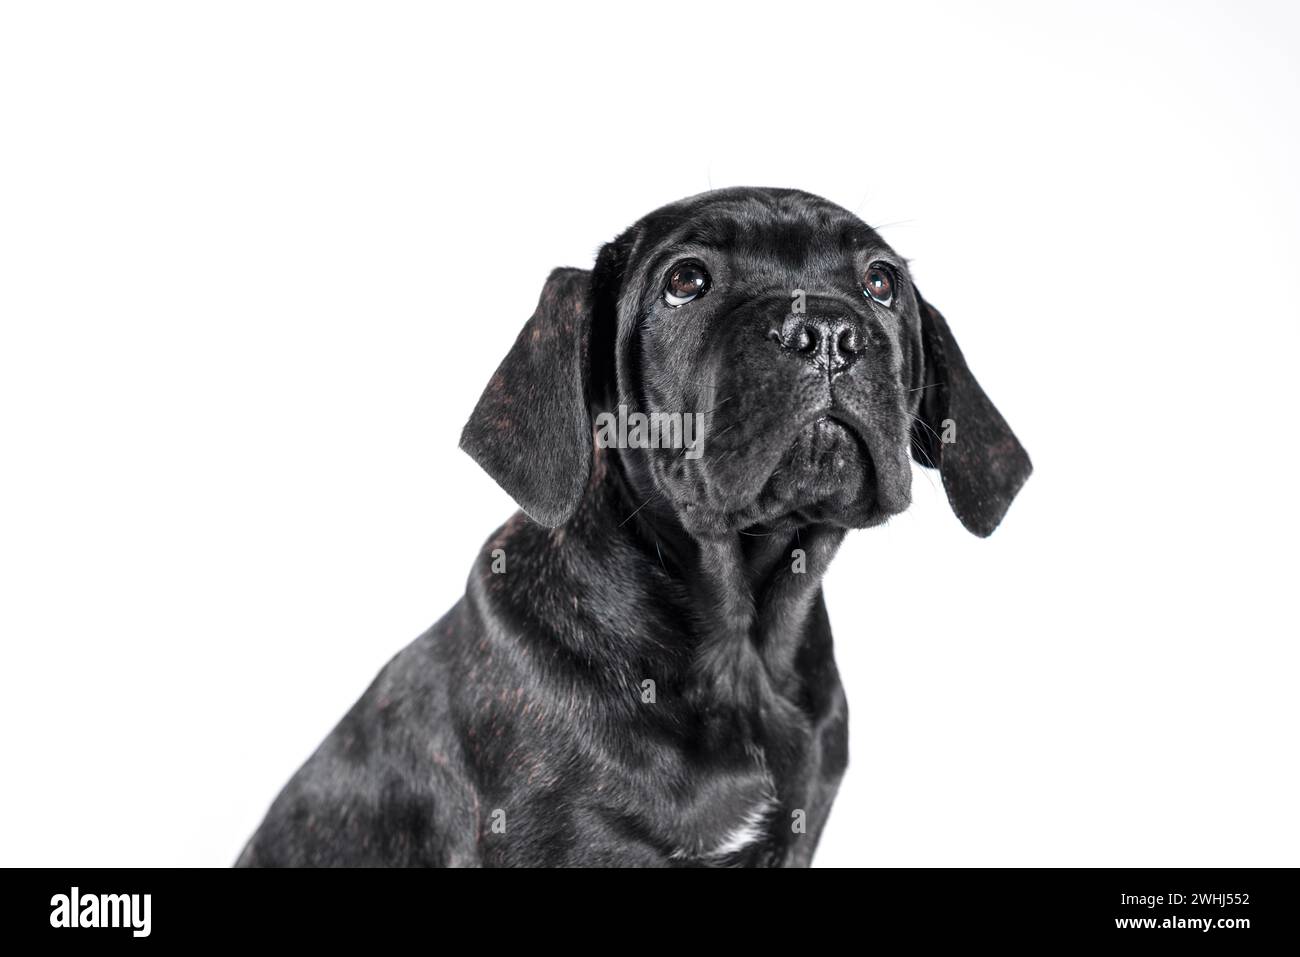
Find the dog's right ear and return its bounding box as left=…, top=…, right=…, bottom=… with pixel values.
left=459, top=267, right=596, bottom=527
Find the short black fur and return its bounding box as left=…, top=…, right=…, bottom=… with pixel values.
left=237, top=187, right=1031, bottom=867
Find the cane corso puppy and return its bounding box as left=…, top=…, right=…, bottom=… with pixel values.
left=237, top=187, right=1031, bottom=867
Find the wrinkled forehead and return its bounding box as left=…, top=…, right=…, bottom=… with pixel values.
left=630, top=190, right=888, bottom=274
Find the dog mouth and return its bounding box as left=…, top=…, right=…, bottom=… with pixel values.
left=676, top=403, right=899, bottom=533
left=808, top=414, right=861, bottom=454
left=792, top=413, right=874, bottom=479
left=740, top=412, right=877, bottom=525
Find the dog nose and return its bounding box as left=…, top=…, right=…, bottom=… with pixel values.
left=769, top=314, right=866, bottom=375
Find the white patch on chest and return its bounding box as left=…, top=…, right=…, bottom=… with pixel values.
left=669, top=796, right=777, bottom=862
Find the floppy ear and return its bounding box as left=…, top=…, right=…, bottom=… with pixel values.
left=460, top=268, right=594, bottom=527
left=910, top=289, right=1032, bottom=537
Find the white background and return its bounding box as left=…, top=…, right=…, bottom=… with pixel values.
left=2, top=1, right=1297, bottom=868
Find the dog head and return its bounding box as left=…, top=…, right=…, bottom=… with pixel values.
left=461, top=187, right=1030, bottom=538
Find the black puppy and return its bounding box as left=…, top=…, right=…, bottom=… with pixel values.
left=237, top=187, right=1031, bottom=867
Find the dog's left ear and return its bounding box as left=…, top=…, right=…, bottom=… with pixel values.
left=460, top=268, right=594, bottom=527
left=909, top=288, right=1032, bottom=537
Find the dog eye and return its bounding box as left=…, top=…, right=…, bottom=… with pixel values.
left=862, top=263, right=894, bottom=307
left=664, top=261, right=710, bottom=307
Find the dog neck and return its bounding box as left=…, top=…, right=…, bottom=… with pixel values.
left=590, top=443, right=847, bottom=696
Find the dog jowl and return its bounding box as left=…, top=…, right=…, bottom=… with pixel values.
left=237, top=187, right=1031, bottom=868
